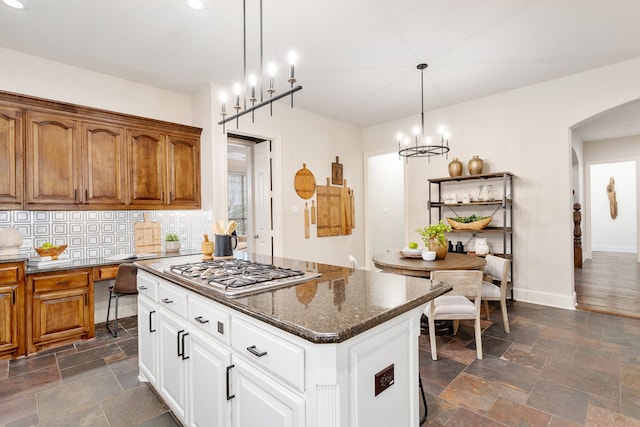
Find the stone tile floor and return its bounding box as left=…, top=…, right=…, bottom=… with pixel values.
left=420, top=301, right=640, bottom=426
left=1, top=301, right=639, bottom=426
left=0, top=317, right=179, bottom=427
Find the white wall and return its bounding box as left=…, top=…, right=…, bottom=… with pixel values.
left=589, top=162, right=637, bottom=252
left=365, top=57, right=640, bottom=310
left=0, top=47, right=193, bottom=125
left=367, top=152, right=405, bottom=267
left=584, top=135, right=640, bottom=260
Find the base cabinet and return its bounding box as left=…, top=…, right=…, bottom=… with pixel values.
left=138, top=295, right=158, bottom=385
left=0, top=262, right=25, bottom=358
left=231, top=359, right=305, bottom=427
left=27, top=268, right=94, bottom=354
left=138, top=270, right=424, bottom=427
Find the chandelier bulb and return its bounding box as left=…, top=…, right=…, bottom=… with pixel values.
left=288, top=51, right=297, bottom=83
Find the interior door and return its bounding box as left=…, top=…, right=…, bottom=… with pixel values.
left=253, top=141, right=272, bottom=256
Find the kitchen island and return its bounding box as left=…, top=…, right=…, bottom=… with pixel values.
left=135, top=253, right=451, bottom=427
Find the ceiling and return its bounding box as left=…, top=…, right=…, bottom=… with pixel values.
left=1, top=0, right=640, bottom=139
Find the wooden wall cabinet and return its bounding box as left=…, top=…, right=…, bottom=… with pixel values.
left=25, top=111, right=81, bottom=206
left=83, top=121, right=128, bottom=206
left=166, top=133, right=200, bottom=208
left=27, top=268, right=94, bottom=354
left=1, top=90, right=202, bottom=211
left=0, top=262, right=25, bottom=359
left=0, top=106, right=23, bottom=209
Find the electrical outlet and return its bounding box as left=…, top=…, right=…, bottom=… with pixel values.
left=217, top=321, right=224, bottom=334
left=374, top=364, right=394, bottom=396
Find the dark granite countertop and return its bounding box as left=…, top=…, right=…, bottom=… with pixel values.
left=135, top=253, right=452, bottom=344
left=8, top=249, right=202, bottom=275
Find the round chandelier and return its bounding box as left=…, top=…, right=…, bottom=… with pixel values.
left=397, top=63, right=450, bottom=160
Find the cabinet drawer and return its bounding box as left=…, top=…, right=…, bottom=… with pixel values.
left=31, top=271, right=90, bottom=293
left=232, top=317, right=305, bottom=391
left=188, top=294, right=230, bottom=345
left=158, top=282, right=187, bottom=318
left=137, top=272, right=158, bottom=301
left=0, top=266, right=19, bottom=285
left=93, top=265, right=119, bottom=281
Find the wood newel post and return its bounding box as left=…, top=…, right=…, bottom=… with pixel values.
left=573, top=203, right=583, bottom=268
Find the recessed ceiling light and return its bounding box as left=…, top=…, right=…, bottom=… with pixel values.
left=186, top=0, right=204, bottom=10
left=3, top=0, right=25, bottom=9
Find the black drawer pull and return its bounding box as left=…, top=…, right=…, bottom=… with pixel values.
left=194, top=316, right=209, bottom=324
left=226, top=364, right=235, bottom=400
left=247, top=345, right=267, bottom=357
left=149, top=310, right=156, bottom=333
left=161, top=298, right=173, bottom=304
left=138, top=285, right=148, bottom=290
left=177, top=330, right=185, bottom=356
left=181, top=332, right=190, bottom=360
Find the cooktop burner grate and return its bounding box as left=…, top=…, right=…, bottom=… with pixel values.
left=164, top=259, right=318, bottom=296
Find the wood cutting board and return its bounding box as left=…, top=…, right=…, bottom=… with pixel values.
left=294, top=163, right=316, bottom=199
left=331, top=156, right=343, bottom=185
left=316, top=178, right=342, bottom=237
left=134, top=213, right=161, bottom=253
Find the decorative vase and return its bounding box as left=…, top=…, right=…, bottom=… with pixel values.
left=468, top=155, right=484, bottom=175
left=428, top=236, right=448, bottom=260
left=475, top=238, right=490, bottom=255
left=448, top=158, right=463, bottom=177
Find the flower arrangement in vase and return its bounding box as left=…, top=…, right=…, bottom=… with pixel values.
left=416, top=220, right=452, bottom=260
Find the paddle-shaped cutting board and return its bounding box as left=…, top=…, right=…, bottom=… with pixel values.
left=134, top=213, right=161, bottom=253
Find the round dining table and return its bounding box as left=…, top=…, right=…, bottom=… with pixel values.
left=372, top=251, right=486, bottom=278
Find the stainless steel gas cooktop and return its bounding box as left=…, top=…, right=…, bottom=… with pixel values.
left=163, top=258, right=320, bottom=297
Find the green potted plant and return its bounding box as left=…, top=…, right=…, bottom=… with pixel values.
left=416, top=220, right=452, bottom=260
left=165, top=232, right=181, bottom=253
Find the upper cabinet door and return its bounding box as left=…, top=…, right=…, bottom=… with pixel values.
left=129, top=130, right=165, bottom=206
left=82, top=122, right=127, bottom=206
left=166, top=134, right=200, bottom=208
left=25, top=111, right=80, bottom=206
left=0, top=106, right=23, bottom=209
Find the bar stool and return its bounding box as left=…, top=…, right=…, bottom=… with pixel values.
left=106, top=263, right=138, bottom=337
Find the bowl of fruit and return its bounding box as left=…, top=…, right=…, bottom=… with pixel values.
left=35, top=242, right=67, bottom=259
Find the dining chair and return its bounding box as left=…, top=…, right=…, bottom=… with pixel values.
left=481, top=255, right=512, bottom=333
left=106, top=263, right=138, bottom=337
left=425, top=270, right=484, bottom=360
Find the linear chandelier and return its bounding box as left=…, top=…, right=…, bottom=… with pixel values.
left=217, top=0, right=302, bottom=133
left=397, top=63, right=450, bottom=161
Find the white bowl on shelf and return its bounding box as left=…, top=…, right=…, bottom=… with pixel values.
left=421, top=250, right=437, bottom=261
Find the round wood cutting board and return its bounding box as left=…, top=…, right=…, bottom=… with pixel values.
left=294, top=163, right=316, bottom=199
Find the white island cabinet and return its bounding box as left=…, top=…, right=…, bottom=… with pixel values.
left=136, top=256, right=450, bottom=427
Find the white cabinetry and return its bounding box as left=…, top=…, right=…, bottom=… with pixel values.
left=138, top=270, right=424, bottom=427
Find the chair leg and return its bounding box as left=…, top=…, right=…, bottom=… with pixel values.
left=452, top=320, right=460, bottom=335
left=106, top=288, right=114, bottom=333
left=484, top=300, right=490, bottom=320
left=474, top=317, right=483, bottom=359
left=419, top=375, right=428, bottom=424
left=106, top=292, right=120, bottom=337
left=428, top=315, right=438, bottom=361
left=500, top=298, right=510, bottom=333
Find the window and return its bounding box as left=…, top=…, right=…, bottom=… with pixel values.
left=228, top=172, right=247, bottom=236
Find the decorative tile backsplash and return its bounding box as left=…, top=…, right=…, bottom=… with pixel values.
left=0, top=210, right=214, bottom=259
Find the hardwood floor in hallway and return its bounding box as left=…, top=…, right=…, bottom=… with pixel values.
left=575, top=251, right=640, bottom=319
